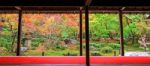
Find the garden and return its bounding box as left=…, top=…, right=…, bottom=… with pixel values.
left=0, top=13, right=150, bottom=56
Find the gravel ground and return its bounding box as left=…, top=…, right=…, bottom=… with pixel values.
left=125, top=52, right=150, bottom=56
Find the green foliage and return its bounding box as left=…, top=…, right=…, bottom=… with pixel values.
left=90, top=14, right=119, bottom=39
left=63, top=52, right=78, bottom=56
left=123, top=14, right=145, bottom=38
left=91, top=51, right=101, bottom=56
left=0, top=35, right=13, bottom=50
left=55, top=44, right=65, bottom=50
left=108, top=43, right=120, bottom=50
left=31, top=38, right=45, bottom=47
left=0, top=52, right=16, bottom=56
left=100, top=46, right=113, bottom=54
left=61, top=26, right=77, bottom=40
left=43, top=50, right=79, bottom=56
left=124, top=22, right=139, bottom=38
left=61, top=31, right=69, bottom=40
left=45, top=50, right=67, bottom=56
left=125, top=14, right=143, bottom=22
left=1, top=14, right=150, bottom=56
left=90, top=43, right=105, bottom=49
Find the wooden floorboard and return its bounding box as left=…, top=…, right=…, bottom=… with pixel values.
left=0, top=64, right=150, bottom=66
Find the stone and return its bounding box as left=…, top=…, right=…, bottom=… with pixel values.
left=125, top=52, right=149, bottom=56
left=20, top=47, right=28, bottom=52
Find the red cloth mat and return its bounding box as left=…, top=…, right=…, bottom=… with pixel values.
left=0, top=56, right=150, bottom=64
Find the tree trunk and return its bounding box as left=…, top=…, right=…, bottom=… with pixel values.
left=11, top=33, right=17, bottom=52
left=108, top=33, right=114, bottom=40
left=132, top=35, right=135, bottom=45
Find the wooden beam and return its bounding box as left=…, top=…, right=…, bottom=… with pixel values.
left=79, top=7, right=83, bottom=56
left=15, top=6, right=21, bottom=10
left=121, top=7, right=126, bottom=10
left=16, top=10, right=22, bottom=56
left=85, top=0, right=92, bottom=6
left=85, top=6, right=90, bottom=66
left=119, top=9, right=124, bottom=56
left=0, top=6, right=149, bottom=12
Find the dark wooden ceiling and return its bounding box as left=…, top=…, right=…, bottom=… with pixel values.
left=1, top=6, right=150, bottom=12
left=91, top=0, right=150, bottom=6
left=0, top=0, right=150, bottom=13
left=0, top=0, right=150, bottom=6
left=0, top=0, right=84, bottom=6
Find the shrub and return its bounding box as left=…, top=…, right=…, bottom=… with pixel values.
left=0, top=47, right=7, bottom=53
left=108, top=43, right=120, bottom=50
left=90, top=43, right=105, bottom=48
left=132, top=43, right=140, bottom=47
left=63, top=52, right=78, bottom=56
left=31, top=38, right=45, bottom=47
left=55, top=44, right=65, bottom=50
left=0, top=37, right=12, bottom=51
left=101, top=46, right=113, bottom=54
left=91, top=51, right=101, bottom=56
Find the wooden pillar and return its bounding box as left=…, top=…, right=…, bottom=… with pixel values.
left=16, top=10, right=22, bottom=56
left=85, top=6, right=90, bottom=66
left=119, top=10, right=124, bottom=56
left=80, top=7, right=83, bottom=56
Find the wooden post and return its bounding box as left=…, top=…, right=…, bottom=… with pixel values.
left=119, top=10, right=124, bottom=56
left=16, top=10, right=22, bottom=56
left=85, top=6, right=90, bottom=66
left=80, top=7, right=83, bottom=56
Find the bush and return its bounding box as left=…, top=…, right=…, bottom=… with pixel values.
left=132, top=43, right=140, bottom=47
left=63, top=52, right=78, bottom=56
left=90, top=43, right=105, bottom=48
left=0, top=47, right=7, bottom=52
left=101, top=46, right=113, bottom=54
left=91, top=51, right=101, bottom=56
left=0, top=37, right=12, bottom=51
left=31, top=38, right=45, bottom=47
left=54, top=44, right=65, bottom=50
left=108, top=43, right=120, bottom=50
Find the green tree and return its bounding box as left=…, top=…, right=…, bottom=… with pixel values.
left=90, top=14, right=119, bottom=41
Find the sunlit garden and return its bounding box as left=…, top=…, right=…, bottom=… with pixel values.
left=0, top=13, right=150, bottom=56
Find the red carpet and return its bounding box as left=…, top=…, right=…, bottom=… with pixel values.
left=0, top=56, right=150, bottom=64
